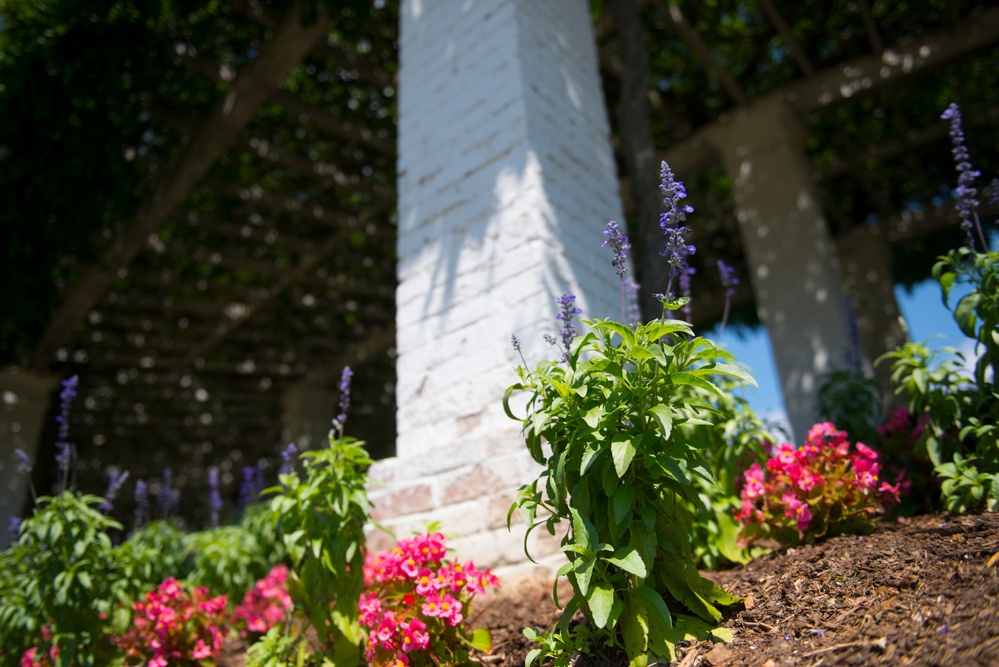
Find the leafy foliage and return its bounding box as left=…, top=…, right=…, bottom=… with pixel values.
left=735, top=423, right=902, bottom=547
left=684, top=381, right=775, bottom=569
left=506, top=314, right=750, bottom=666
left=879, top=246, right=999, bottom=512
left=816, top=370, right=883, bottom=446
left=359, top=532, right=499, bottom=667
left=0, top=492, right=126, bottom=667
left=264, top=432, right=374, bottom=665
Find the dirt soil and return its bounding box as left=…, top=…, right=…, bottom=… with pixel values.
left=474, top=512, right=999, bottom=667
left=220, top=511, right=999, bottom=667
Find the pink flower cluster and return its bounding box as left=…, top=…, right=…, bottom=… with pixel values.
left=233, top=564, right=293, bottom=638
left=19, top=626, right=58, bottom=667
left=359, top=532, right=500, bottom=667
left=116, top=577, right=228, bottom=667
left=736, top=422, right=903, bottom=545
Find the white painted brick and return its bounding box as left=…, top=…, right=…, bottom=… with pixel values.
left=388, top=0, right=624, bottom=572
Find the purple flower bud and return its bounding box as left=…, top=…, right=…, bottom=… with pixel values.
left=941, top=103, right=985, bottom=251
left=335, top=366, right=354, bottom=431
left=99, top=468, right=129, bottom=513
left=716, top=260, right=738, bottom=297
left=658, top=162, right=696, bottom=300
left=8, top=516, right=22, bottom=544
left=158, top=467, right=179, bottom=519
left=239, top=465, right=257, bottom=510
left=511, top=334, right=521, bottom=353
left=14, top=448, right=32, bottom=475
left=279, top=443, right=298, bottom=476
left=555, top=292, right=582, bottom=362
left=207, top=467, right=223, bottom=528
left=53, top=375, right=79, bottom=486
left=600, top=221, right=631, bottom=278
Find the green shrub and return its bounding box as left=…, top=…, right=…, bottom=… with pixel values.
left=506, top=315, right=748, bottom=666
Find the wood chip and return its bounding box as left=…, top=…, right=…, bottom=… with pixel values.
left=704, top=644, right=734, bottom=665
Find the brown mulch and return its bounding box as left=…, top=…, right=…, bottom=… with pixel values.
left=220, top=512, right=999, bottom=666
left=474, top=512, right=999, bottom=667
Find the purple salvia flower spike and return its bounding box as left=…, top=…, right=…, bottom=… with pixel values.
left=941, top=103, right=985, bottom=251
left=54, top=375, right=79, bottom=486
left=555, top=292, right=582, bottom=363
left=658, top=162, right=696, bottom=302
left=9, top=517, right=22, bottom=544
left=601, top=221, right=632, bottom=321
left=14, top=448, right=32, bottom=474
left=279, top=443, right=298, bottom=476
left=158, top=467, right=179, bottom=519
left=207, top=466, right=223, bottom=527
left=334, top=366, right=354, bottom=435
left=239, top=465, right=257, bottom=510
left=100, top=468, right=129, bottom=513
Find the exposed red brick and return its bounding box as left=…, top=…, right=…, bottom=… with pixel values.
left=369, top=482, right=435, bottom=521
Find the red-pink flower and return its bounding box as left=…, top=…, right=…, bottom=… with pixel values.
left=742, top=463, right=765, bottom=499
left=360, top=532, right=499, bottom=666
left=782, top=494, right=812, bottom=531
left=234, top=564, right=293, bottom=637
left=400, top=617, right=430, bottom=652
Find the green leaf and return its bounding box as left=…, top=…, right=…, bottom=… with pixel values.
left=621, top=599, right=650, bottom=666
left=612, top=437, right=637, bottom=478
left=588, top=583, right=615, bottom=628
left=604, top=545, right=647, bottom=578
left=710, top=627, right=735, bottom=643
left=583, top=405, right=605, bottom=428
left=570, top=507, right=598, bottom=553
left=632, top=586, right=672, bottom=630
left=648, top=404, right=673, bottom=440
left=466, top=628, right=493, bottom=652
left=613, top=484, right=636, bottom=526
left=691, top=362, right=758, bottom=388
left=667, top=372, right=725, bottom=398
left=574, top=557, right=595, bottom=597
left=580, top=444, right=602, bottom=475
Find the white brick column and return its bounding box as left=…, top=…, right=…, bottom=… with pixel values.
left=375, top=0, right=624, bottom=576
left=706, top=100, right=853, bottom=441
left=1, top=369, right=57, bottom=548
left=836, top=225, right=909, bottom=409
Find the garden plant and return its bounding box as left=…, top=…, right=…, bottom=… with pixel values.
left=358, top=531, right=499, bottom=667
left=505, top=162, right=754, bottom=667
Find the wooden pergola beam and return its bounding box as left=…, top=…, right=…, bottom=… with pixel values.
left=813, top=105, right=999, bottom=180
left=653, top=0, right=749, bottom=106
left=30, top=1, right=331, bottom=371
left=270, top=90, right=396, bottom=156
left=857, top=0, right=884, bottom=54
left=663, top=7, right=999, bottom=174
left=175, top=205, right=390, bottom=368
left=757, top=0, right=816, bottom=76
left=233, top=0, right=395, bottom=90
